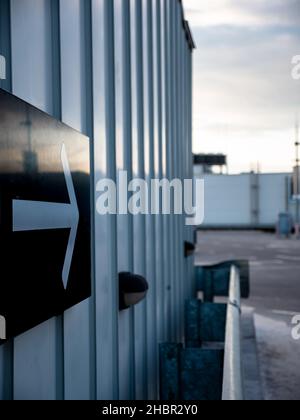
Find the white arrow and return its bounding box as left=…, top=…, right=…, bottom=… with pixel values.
left=12, top=144, right=79, bottom=289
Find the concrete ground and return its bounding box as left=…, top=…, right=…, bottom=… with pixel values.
left=196, top=230, right=300, bottom=401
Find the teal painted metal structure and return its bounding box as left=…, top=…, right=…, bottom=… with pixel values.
left=185, top=301, right=227, bottom=347
left=160, top=262, right=250, bottom=401
left=160, top=344, right=224, bottom=401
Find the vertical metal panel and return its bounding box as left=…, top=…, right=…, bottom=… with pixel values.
left=10, top=0, right=63, bottom=400
left=130, top=0, right=147, bottom=400
left=14, top=323, right=60, bottom=400
left=142, top=0, right=158, bottom=399
left=53, top=0, right=65, bottom=399
left=160, top=0, right=171, bottom=342
left=173, top=0, right=180, bottom=343
left=182, top=25, right=188, bottom=300
left=166, top=0, right=175, bottom=341
left=176, top=5, right=184, bottom=342
left=179, top=7, right=185, bottom=343
left=60, top=0, right=92, bottom=133
left=180, top=10, right=187, bottom=339
left=176, top=3, right=179, bottom=338
left=175, top=0, right=182, bottom=343
left=91, top=0, right=119, bottom=400
left=59, top=0, right=94, bottom=400
left=187, top=44, right=194, bottom=299
left=199, top=173, right=290, bottom=228
left=259, top=174, right=288, bottom=225
left=0, top=342, right=13, bottom=400
left=165, top=0, right=175, bottom=342
left=170, top=0, right=180, bottom=343
left=180, top=12, right=184, bottom=336
left=189, top=79, right=194, bottom=294
left=114, top=0, right=135, bottom=400
left=199, top=175, right=253, bottom=226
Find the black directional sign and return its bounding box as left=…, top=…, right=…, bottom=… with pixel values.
left=0, top=89, right=91, bottom=342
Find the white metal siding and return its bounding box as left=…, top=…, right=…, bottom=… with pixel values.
left=259, top=174, right=288, bottom=226
left=0, top=0, right=194, bottom=400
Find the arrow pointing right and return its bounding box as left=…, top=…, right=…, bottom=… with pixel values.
left=12, top=144, right=79, bottom=289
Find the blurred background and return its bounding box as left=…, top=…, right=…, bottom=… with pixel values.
left=184, top=0, right=300, bottom=400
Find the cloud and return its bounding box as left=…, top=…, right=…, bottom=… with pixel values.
left=182, top=0, right=300, bottom=173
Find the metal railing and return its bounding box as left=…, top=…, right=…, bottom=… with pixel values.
left=222, top=266, right=244, bottom=401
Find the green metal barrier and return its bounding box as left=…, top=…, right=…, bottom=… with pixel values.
left=196, top=260, right=250, bottom=301
left=160, top=302, right=226, bottom=401
left=185, top=300, right=227, bottom=347
left=160, top=343, right=224, bottom=401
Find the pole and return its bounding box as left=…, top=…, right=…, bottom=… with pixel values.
left=295, top=121, right=300, bottom=237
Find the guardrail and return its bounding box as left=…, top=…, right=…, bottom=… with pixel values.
left=222, top=266, right=244, bottom=401
left=160, top=262, right=248, bottom=401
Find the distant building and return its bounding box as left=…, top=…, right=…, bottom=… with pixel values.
left=194, top=171, right=297, bottom=229
left=194, top=153, right=227, bottom=175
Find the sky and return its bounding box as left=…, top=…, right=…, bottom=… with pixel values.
left=183, top=0, right=300, bottom=173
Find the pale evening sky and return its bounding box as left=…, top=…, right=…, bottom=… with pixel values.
left=183, top=0, right=300, bottom=173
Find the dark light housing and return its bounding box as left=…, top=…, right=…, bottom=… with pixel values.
left=184, top=241, right=196, bottom=258
left=119, top=272, right=149, bottom=311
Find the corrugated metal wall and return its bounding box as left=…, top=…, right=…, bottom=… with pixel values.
left=0, top=0, right=194, bottom=400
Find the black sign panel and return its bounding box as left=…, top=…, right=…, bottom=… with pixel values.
left=0, top=89, right=91, bottom=342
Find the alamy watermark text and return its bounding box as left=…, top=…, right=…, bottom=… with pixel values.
left=292, top=315, right=300, bottom=340
left=96, top=172, right=204, bottom=226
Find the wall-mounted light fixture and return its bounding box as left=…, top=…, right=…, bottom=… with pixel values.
left=184, top=241, right=195, bottom=258
left=119, top=272, right=149, bottom=311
